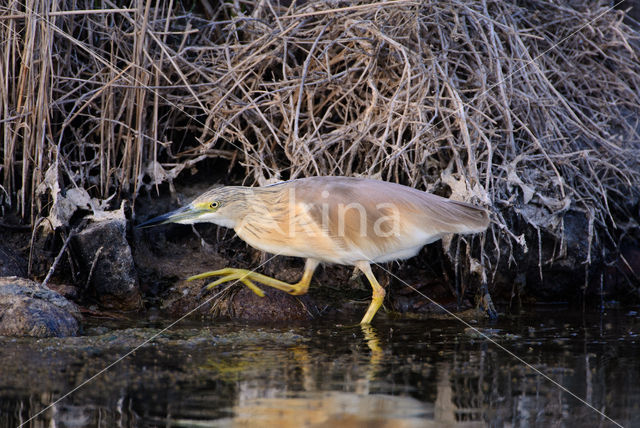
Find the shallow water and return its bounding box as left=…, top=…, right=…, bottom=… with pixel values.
left=1, top=307, right=639, bottom=427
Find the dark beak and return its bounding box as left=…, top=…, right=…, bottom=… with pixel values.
left=136, top=205, right=196, bottom=229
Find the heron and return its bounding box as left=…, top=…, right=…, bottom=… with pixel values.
left=138, top=176, right=489, bottom=324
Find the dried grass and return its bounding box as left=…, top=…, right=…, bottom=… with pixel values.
left=1, top=0, right=640, bottom=287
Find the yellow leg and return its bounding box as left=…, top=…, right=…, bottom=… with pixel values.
left=188, top=259, right=319, bottom=297
left=355, top=261, right=386, bottom=324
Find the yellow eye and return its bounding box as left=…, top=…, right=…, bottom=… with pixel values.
left=210, top=201, right=219, bottom=209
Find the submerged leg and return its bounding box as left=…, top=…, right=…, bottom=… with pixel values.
left=355, top=261, right=386, bottom=324
left=189, top=259, right=319, bottom=297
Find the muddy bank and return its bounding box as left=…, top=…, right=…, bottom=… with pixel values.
left=0, top=178, right=638, bottom=338
left=1, top=173, right=638, bottom=340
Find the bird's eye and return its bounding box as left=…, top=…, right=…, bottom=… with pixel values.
left=210, top=201, right=220, bottom=209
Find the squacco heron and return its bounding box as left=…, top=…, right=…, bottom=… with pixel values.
left=138, top=176, right=489, bottom=324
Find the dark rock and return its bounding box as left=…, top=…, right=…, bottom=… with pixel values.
left=46, top=283, right=80, bottom=300
left=73, top=209, right=142, bottom=310
left=515, top=210, right=597, bottom=301
left=488, top=208, right=630, bottom=304
left=603, top=241, right=640, bottom=298
left=0, top=243, right=27, bottom=277
left=0, top=277, right=81, bottom=337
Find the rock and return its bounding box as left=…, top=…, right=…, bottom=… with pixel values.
left=46, top=283, right=80, bottom=300
left=603, top=241, right=640, bottom=297
left=505, top=209, right=598, bottom=301
left=537, top=211, right=590, bottom=294
left=0, top=243, right=27, bottom=277
left=72, top=206, right=142, bottom=310
left=0, top=277, right=81, bottom=337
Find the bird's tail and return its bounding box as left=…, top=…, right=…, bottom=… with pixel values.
left=443, top=200, right=490, bottom=234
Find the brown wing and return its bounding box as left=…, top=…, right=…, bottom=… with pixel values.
left=291, top=176, right=488, bottom=231
left=286, top=177, right=489, bottom=263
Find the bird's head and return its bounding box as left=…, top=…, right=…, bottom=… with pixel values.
left=136, top=186, right=247, bottom=229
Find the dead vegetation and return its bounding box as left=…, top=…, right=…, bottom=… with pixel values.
left=1, top=0, right=639, bottom=295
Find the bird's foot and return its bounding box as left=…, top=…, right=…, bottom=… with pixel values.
left=188, top=268, right=266, bottom=297
left=188, top=268, right=300, bottom=297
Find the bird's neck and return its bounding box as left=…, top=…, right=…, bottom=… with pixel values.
left=224, top=187, right=255, bottom=225
left=233, top=185, right=287, bottom=230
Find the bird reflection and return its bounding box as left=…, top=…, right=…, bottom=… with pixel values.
left=360, top=323, right=383, bottom=386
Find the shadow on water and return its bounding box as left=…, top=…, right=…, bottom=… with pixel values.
left=1, top=307, right=639, bottom=427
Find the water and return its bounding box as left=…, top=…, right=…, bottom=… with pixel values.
left=1, top=307, right=639, bottom=427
